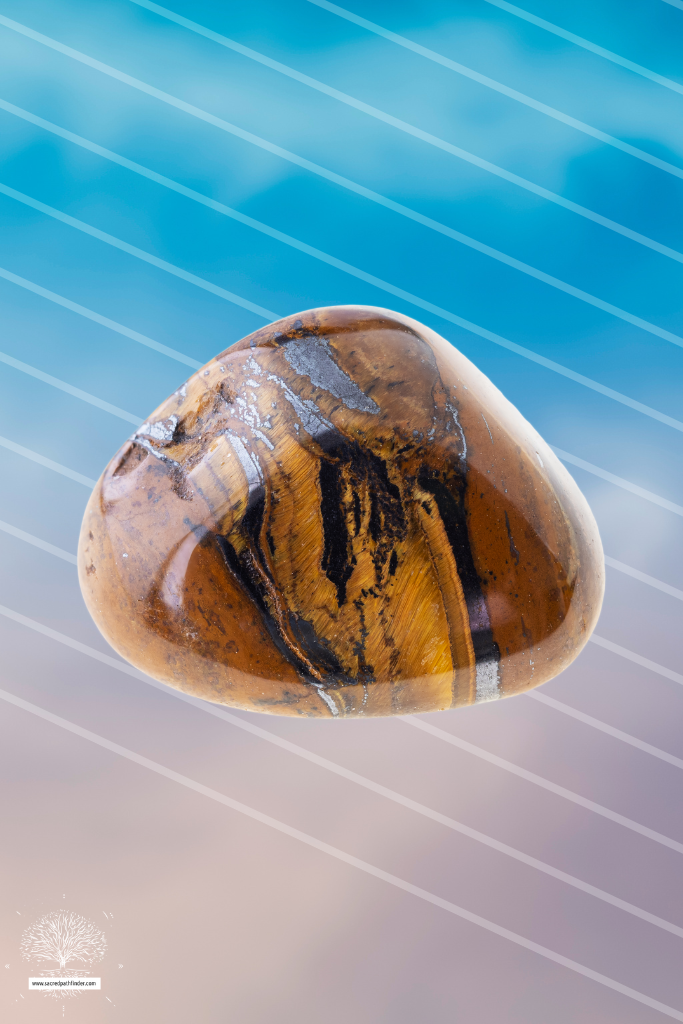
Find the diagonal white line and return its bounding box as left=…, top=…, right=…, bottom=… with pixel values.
left=0, top=433, right=95, bottom=488
left=0, top=598, right=682, bottom=855
left=0, top=15, right=679, bottom=264
left=4, top=100, right=683, bottom=428
left=2, top=685, right=682, bottom=1019
left=303, top=0, right=683, bottom=163
left=604, top=555, right=683, bottom=601
left=590, top=635, right=683, bottom=687
left=144, top=706, right=683, bottom=939
left=482, top=0, right=683, bottom=96
left=128, top=0, right=683, bottom=181
left=6, top=175, right=683, bottom=386
left=0, top=349, right=142, bottom=424
left=552, top=447, right=683, bottom=516
left=526, top=691, right=683, bottom=771
left=0, top=265, right=201, bottom=368
left=402, top=715, right=683, bottom=855
left=662, top=0, right=683, bottom=11
left=0, top=588, right=679, bottom=939
left=0, top=518, right=76, bottom=564
left=0, top=183, right=278, bottom=322
left=4, top=112, right=683, bottom=439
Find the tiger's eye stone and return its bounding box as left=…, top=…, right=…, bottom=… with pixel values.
left=78, top=306, right=603, bottom=718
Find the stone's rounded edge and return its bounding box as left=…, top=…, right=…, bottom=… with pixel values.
left=516, top=439, right=605, bottom=696
left=217, top=304, right=422, bottom=357
left=77, top=305, right=605, bottom=719
left=425, top=324, right=605, bottom=702
left=494, top=391, right=605, bottom=698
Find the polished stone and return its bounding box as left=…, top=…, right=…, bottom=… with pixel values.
left=78, top=306, right=604, bottom=718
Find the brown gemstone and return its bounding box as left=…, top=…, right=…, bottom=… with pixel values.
left=78, top=306, right=604, bottom=718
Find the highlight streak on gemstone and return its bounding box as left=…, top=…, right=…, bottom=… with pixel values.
left=475, top=659, right=501, bottom=702
left=227, top=432, right=263, bottom=490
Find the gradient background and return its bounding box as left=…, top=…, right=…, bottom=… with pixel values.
left=0, top=0, right=682, bottom=1020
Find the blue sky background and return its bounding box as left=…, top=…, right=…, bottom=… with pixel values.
left=0, top=1, right=682, bottom=1021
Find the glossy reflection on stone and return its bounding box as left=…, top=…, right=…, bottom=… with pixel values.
left=78, top=306, right=604, bottom=718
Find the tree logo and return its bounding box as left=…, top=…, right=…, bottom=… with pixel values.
left=21, top=911, right=107, bottom=998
